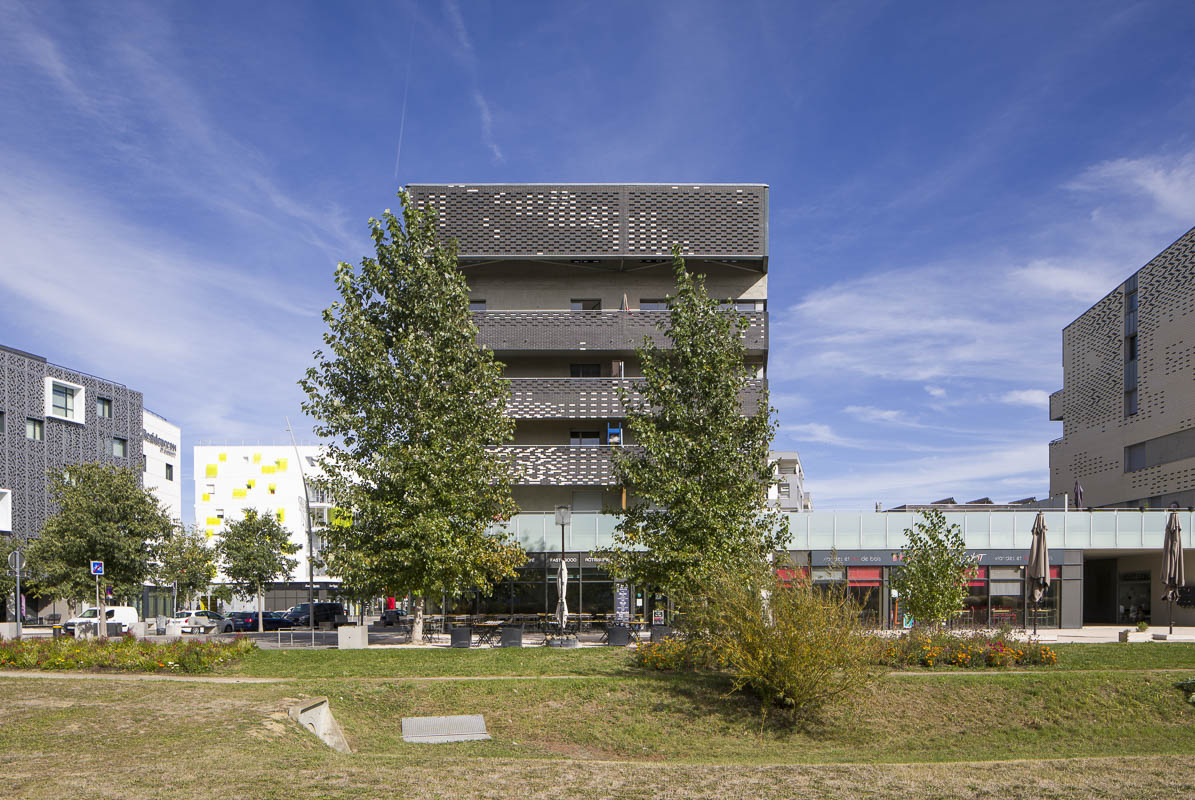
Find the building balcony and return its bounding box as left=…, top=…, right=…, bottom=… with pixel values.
left=1049, top=390, right=1063, bottom=422
left=505, top=377, right=766, bottom=419
left=474, top=310, right=768, bottom=355
left=493, top=445, right=631, bottom=486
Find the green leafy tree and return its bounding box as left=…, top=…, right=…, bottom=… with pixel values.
left=28, top=464, right=172, bottom=635
left=890, top=509, right=976, bottom=627
left=216, top=509, right=300, bottom=632
left=605, top=246, right=788, bottom=603
left=154, top=525, right=217, bottom=613
left=300, top=190, right=525, bottom=642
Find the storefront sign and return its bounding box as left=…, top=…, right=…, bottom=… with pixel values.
left=143, top=431, right=178, bottom=456
left=810, top=549, right=1065, bottom=566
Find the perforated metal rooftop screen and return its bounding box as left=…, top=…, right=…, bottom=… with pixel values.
left=407, top=184, right=768, bottom=264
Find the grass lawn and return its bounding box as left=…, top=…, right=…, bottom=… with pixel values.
left=1, top=643, right=1193, bottom=798
left=219, top=641, right=1195, bottom=679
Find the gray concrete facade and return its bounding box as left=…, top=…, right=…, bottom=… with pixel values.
left=0, top=343, right=144, bottom=541
left=1049, top=227, right=1195, bottom=508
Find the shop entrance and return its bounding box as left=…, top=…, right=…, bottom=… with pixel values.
left=1083, top=558, right=1117, bottom=624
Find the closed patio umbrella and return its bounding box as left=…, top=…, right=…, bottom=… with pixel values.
left=555, top=556, right=569, bottom=631
left=1028, top=511, right=1050, bottom=635
left=1162, top=510, right=1185, bottom=636
left=1073, top=480, right=1084, bottom=509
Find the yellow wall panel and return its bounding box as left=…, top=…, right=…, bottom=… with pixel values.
left=253, top=453, right=262, bottom=463
left=201, top=493, right=210, bottom=502
left=205, top=517, right=220, bottom=526
left=232, top=488, right=247, bottom=498
left=276, top=508, right=285, bottom=522
left=262, top=465, right=276, bottom=474
left=218, top=453, right=227, bottom=462
left=276, top=458, right=288, bottom=472
left=205, top=465, right=218, bottom=478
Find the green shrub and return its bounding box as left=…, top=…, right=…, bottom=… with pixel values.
left=0, top=634, right=254, bottom=673
left=1137, top=620, right=1150, bottom=632
left=675, top=561, right=880, bottom=724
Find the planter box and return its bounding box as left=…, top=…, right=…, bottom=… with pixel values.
left=607, top=626, right=631, bottom=647
left=499, top=627, right=523, bottom=648
left=337, top=625, right=368, bottom=650
left=1119, top=630, right=1131, bottom=643
left=450, top=627, right=473, bottom=648
left=0, top=622, right=18, bottom=641
left=649, top=626, right=673, bottom=643
left=547, top=637, right=579, bottom=648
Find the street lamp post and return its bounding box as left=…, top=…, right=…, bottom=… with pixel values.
left=286, top=417, right=317, bottom=645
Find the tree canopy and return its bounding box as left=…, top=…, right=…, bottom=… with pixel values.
left=299, top=190, right=525, bottom=637
left=890, top=509, right=976, bottom=627
left=28, top=463, right=173, bottom=605
left=154, top=524, right=217, bottom=610
left=605, top=247, right=787, bottom=601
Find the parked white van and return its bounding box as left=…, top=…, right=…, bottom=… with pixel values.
left=63, top=606, right=139, bottom=636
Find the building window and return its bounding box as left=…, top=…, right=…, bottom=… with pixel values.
left=570, top=430, right=601, bottom=446
left=1125, top=442, right=1146, bottom=472
left=165, top=463, right=174, bottom=481
left=778, top=484, right=791, bottom=499
left=44, top=377, right=86, bottom=424
left=570, top=299, right=601, bottom=311
left=1125, top=389, right=1138, bottom=417
left=570, top=364, right=601, bottom=378
left=469, top=300, right=486, bottom=311
left=0, top=410, right=5, bottom=434
left=96, top=397, right=112, bottom=418
left=0, top=489, right=10, bottom=532
left=639, top=299, right=670, bottom=311
left=1126, top=287, right=1138, bottom=312
left=216, top=508, right=225, bottom=519
left=52, top=384, right=74, bottom=417
left=25, top=419, right=43, bottom=441
left=718, top=300, right=764, bottom=312
left=1125, top=335, right=1138, bottom=362
left=112, top=437, right=127, bottom=458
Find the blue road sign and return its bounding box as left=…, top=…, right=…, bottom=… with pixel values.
left=90, top=560, right=104, bottom=576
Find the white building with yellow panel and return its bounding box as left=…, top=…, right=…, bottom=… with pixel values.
left=193, top=445, right=337, bottom=602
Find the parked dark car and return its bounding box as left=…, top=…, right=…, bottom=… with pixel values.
left=378, top=608, right=405, bottom=626
left=283, top=602, right=346, bottom=628
left=227, top=610, right=292, bottom=632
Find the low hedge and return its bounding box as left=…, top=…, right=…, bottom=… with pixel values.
left=0, top=634, right=255, bottom=673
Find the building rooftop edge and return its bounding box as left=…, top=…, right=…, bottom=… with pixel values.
left=407, top=182, right=769, bottom=188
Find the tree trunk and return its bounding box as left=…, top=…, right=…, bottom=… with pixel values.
left=257, top=585, right=265, bottom=633
left=410, top=594, right=424, bottom=643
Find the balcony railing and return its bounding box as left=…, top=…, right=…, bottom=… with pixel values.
left=505, top=377, right=766, bottom=419
left=474, top=310, right=768, bottom=354
left=1049, top=390, right=1064, bottom=422
left=491, top=445, right=630, bottom=486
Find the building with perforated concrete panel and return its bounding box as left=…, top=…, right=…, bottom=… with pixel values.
left=407, top=183, right=772, bottom=517
left=1049, top=226, right=1195, bottom=510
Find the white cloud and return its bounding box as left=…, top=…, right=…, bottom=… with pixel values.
left=781, top=423, right=866, bottom=449
left=999, top=389, right=1050, bottom=408
left=844, top=405, right=915, bottom=426
left=1069, top=152, right=1195, bottom=223
left=924, top=385, right=946, bottom=398
left=442, top=0, right=503, bottom=163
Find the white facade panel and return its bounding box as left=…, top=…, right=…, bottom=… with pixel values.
left=142, top=410, right=182, bottom=523
left=192, top=444, right=332, bottom=584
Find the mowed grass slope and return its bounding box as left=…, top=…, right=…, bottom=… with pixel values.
left=2, top=643, right=1194, bottom=799
left=221, top=641, right=1195, bottom=678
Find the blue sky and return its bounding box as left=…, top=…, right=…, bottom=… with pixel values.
left=3, top=1, right=1195, bottom=519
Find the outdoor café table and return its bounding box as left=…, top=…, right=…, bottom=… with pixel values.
left=473, top=622, right=504, bottom=647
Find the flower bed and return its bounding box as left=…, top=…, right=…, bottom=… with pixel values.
left=880, top=631, right=1057, bottom=669
left=0, top=634, right=255, bottom=674
left=631, top=638, right=693, bottom=671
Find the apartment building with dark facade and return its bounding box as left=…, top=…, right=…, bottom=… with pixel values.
left=0, top=344, right=145, bottom=619
left=409, top=183, right=771, bottom=517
